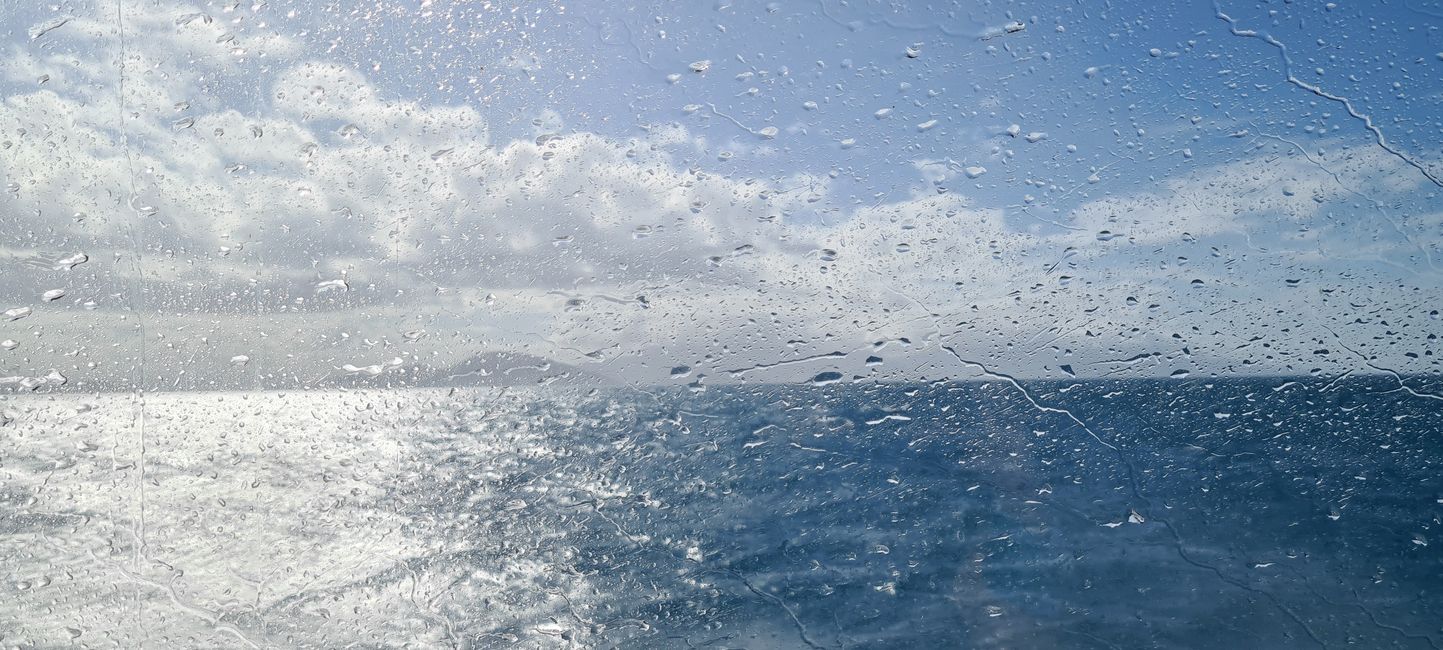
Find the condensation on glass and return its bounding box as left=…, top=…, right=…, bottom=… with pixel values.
left=1, top=0, right=1441, bottom=647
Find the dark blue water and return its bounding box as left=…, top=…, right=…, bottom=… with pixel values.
left=373, top=377, right=1443, bottom=648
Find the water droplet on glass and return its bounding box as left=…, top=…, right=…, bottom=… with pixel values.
left=811, top=371, right=843, bottom=386
left=315, top=279, right=349, bottom=293
left=54, top=252, right=88, bottom=270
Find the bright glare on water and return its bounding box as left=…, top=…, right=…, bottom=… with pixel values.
left=1, top=0, right=1442, bottom=647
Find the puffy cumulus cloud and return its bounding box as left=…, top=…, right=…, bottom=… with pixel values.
left=0, top=1, right=840, bottom=388
left=2, top=2, right=819, bottom=291
left=0, top=1, right=308, bottom=251
left=1050, top=147, right=1378, bottom=251
left=1039, top=133, right=1443, bottom=270
left=0, top=89, right=131, bottom=234
left=1, top=1, right=299, bottom=127
left=815, top=194, right=1031, bottom=295
left=548, top=194, right=1052, bottom=383
left=397, top=127, right=830, bottom=289
left=1, top=0, right=1440, bottom=391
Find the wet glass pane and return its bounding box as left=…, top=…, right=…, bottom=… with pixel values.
left=2, top=0, right=1441, bottom=647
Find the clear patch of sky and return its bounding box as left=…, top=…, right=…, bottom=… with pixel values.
left=232, top=0, right=1443, bottom=242
left=9, top=0, right=1441, bottom=244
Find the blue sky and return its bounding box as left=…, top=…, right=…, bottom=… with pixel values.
left=255, top=0, right=1443, bottom=209
left=270, top=0, right=1443, bottom=271
left=0, top=0, right=1441, bottom=388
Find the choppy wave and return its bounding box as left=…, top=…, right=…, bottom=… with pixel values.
left=2, top=378, right=1440, bottom=648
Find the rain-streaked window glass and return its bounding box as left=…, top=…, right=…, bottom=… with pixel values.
left=3, top=0, right=1442, bottom=646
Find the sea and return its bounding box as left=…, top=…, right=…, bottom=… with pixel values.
left=1, top=376, right=1441, bottom=648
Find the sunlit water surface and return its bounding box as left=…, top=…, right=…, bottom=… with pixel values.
left=2, top=378, right=1441, bottom=648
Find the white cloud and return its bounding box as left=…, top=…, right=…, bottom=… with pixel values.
left=0, top=0, right=1439, bottom=390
